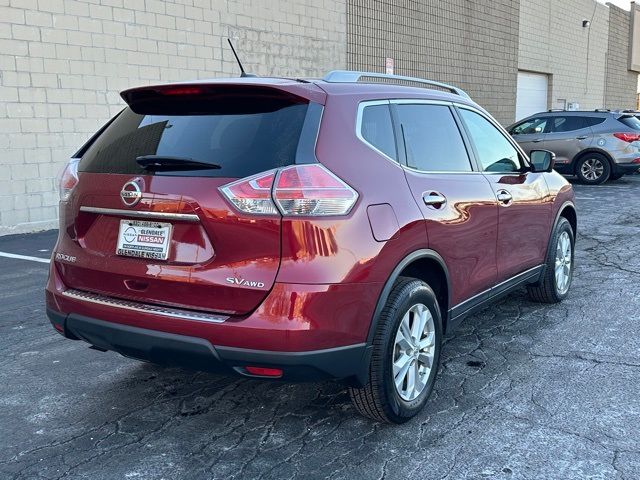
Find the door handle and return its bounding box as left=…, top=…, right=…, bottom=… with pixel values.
left=532, top=138, right=544, bottom=143
left=496, top=189, right=513, bottom=206
left=423, top=191, right=447, bottom=208
left=576, top=135, right=588, bottom=140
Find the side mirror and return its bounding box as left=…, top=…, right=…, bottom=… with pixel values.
left=529, top=149, right=555, bottom=173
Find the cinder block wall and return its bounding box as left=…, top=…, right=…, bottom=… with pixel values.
left=0, top=0, right=346, bottom=235
left=605, top=4, right=638, bottom=109
left=519, top=0, right=610, bottom=110
left=346, top=0, right=521, bottom=125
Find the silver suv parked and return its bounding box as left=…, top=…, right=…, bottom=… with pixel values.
left=508, top=110, right=640, bottom=184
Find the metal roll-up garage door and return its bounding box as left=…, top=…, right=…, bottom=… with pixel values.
left=516, top=72, right=548, bottom=121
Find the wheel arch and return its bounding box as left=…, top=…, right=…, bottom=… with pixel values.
left=367, top=250, right=451, bottom=346
left=539, top=201, right=577, bottom=282
left=347, top=249, right=451, bottom=387
left=571, top=148, right=614, bottom=174
left=558, top=202, right=577, bottom=236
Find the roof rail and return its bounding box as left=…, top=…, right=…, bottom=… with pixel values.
left=594, top=108, right=610, bottom=112
left=548, top=108, right=565, bottom=112
left=322, top=70, right=471, bottom=100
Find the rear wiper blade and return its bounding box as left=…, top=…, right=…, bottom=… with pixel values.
left=136, top=155, right=221, bottom=171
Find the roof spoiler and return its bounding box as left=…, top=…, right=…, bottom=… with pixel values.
left=120, top=83, right=321, bottom=115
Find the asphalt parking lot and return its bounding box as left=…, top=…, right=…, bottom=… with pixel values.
left=1, top=176, right=639, bottom=480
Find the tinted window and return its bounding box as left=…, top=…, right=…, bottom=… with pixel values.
left=510, top=117, right=548, bottom=135
left=617, top=115, right=640, bottom=130
left=583, top=117, right=606, bottom=127
left=360, top=104, right=397, bottom=160
left=459, top=108, right=522, bottom=173
left=396, top=104, right=472, bottom=172
left=547, top=116, right=586, bottom=133
left=80, top=103, right=309, bottom=178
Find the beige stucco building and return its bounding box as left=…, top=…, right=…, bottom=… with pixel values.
left=0, top=0, right=638, bottom=234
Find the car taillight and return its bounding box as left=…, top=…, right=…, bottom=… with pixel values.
left=219, top=170, right=278, bottom=215
left=273, top=164, right=358, bottom=216
left=220, top=164, right=358, bottom=217
left=158, top=86, right=204, bottom=96
left=59, top=158, right=80, bottom=202
left=613, top=132, right=640, bottom=143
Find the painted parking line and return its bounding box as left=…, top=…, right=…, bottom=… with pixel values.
left=0, top=252, right=50, bottom=264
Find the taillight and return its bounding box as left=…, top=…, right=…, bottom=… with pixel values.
left=273, top=164, right=358, bottom=216
left=613, top=132, right=640, bottom=143
left=59, top=158, right=80, bottom=202
left=220, top=164, right=358, bottom=217
left=158, top=86, right=204, bottom=96
left=219, top=170, right=278, bottom=215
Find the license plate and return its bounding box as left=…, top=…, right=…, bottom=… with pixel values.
left=116, top=220, right=172, bottom=260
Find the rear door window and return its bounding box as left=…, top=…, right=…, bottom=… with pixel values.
left=395, top=104, right=473, bottom=172
left=583, top=117, right=606, bottom=127
left=360, top=104, right=397, bottom=160
left=546, top=116, right=587, bottom=133
left=79, top=103, right=309, bottom=178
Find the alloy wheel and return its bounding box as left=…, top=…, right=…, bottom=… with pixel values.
left=555, top=231, right=572, bottom=294
left=393, top=303, right=436, bottom=401
left=580, top=158, right=604, bottom=181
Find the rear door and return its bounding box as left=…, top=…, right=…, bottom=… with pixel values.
left=542, top=115, right=594, bottom=166
left=457, top=106, right=552, bottom=281
left=57, top=83, right=323, bottom=315
left=393, top=101, right=499, bottom=306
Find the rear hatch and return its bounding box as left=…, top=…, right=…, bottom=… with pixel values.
left=57, top=81, right=325, bottom=315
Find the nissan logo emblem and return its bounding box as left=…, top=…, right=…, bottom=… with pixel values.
left=120, top=180, right=142, bottom=207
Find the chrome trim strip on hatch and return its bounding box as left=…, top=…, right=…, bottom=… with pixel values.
left=79, top=206, right=200, bottom=222
left=61, top=289, right=227, bottom=324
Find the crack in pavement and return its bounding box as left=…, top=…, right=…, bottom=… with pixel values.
left=2, top=178, right=640, bottom=479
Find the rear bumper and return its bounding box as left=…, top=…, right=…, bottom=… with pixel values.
left=47, top=307, right=368, bottom=383
left=46, top=262, right=379, bottom=384
left=612, top=162, right=640, bottom=175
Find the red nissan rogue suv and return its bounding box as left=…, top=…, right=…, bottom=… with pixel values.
left=46, top=71, right=577, bottom=423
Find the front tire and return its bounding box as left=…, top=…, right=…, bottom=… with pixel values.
left=575, top=154, right=610, bottom=184
left=528, top=217, right=575, bottom=303
left=349, top=278, right=442, bottom=423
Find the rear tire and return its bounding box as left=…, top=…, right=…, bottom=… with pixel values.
left=528, top=217, right=574, bottom=303
left=575, top=153, right=610, bottom=184
left=349, top=278, right=442, bottom=423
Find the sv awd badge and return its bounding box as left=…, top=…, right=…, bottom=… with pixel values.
left=226, top=277, right=265, bottom=288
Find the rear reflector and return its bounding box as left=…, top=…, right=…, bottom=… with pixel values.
left=613, top=132, right=640, bottom=143
left=220, top=164, right=358, bottom=217
left=59, top=158, right=80, bottom=202
left=244, top=366, right=283, bottom=377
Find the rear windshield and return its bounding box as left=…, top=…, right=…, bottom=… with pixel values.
left=616, top=115, right=640, bottom=130
left=79, top=102, right=309, bottom=178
